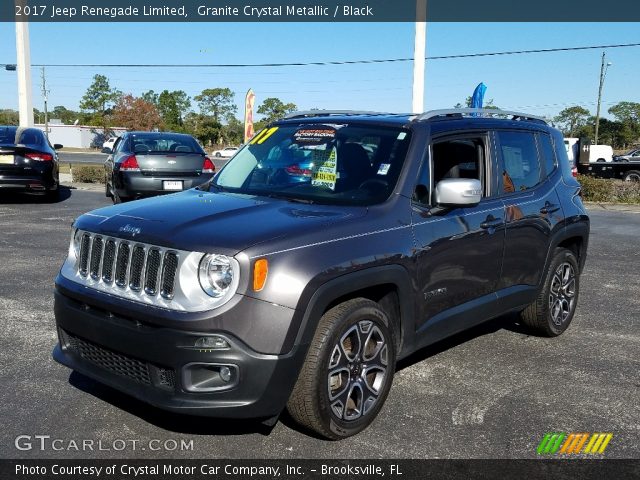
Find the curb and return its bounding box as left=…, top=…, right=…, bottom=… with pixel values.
left=584, top=202, right=640, bottom=213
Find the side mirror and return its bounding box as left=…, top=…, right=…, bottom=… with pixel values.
left=435, top=178, right=482, bottom=206
left=101, top=147, right=112, bottom=154
left=53, top=144, right=63, bottom=150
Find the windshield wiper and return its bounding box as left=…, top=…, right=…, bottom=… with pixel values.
left=264, top=192, right=314, bottom=204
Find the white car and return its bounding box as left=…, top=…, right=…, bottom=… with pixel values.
left=211, top=146, right=239, bottom=158
left=102, top=136, right=118, bottom=151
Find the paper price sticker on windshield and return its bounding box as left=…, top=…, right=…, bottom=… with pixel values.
left=312, top=147, right=338, bottom=190
left=293, top=127, right=336, bottom=145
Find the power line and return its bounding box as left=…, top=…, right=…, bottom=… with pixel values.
left=3, top=42, right=640, bottom=69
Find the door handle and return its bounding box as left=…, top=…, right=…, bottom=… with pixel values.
left=540, top=202, right=560, bottom=215
left=480, top=215, right=504, bottom=230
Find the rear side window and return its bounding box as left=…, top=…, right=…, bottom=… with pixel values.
left=538, top=133, right=557, bottom=177
left=497, top=131, right=541, bottom=193
left=0, top=127, right=18, bottom=144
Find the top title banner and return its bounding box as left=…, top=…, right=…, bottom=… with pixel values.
left=3, top=0, right=640, bottom=22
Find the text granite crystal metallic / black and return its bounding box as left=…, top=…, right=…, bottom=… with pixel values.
left=53, top=109, right=590, bottom=440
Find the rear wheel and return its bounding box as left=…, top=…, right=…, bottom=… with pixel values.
left=520, top=248, right=580, bottom=336
left=287, top=298, right=396, bottom=440
left=623, top=170, right=640, bottom=182
left=113, top=190, right=128, bottom=204
left=105, top=179, right=113, bottom=198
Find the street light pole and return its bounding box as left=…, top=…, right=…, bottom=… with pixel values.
left=594, top=52, right=612, bottom=145
left=412, top=0, right=427, bottom=114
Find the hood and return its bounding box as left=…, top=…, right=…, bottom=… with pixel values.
left=74, top=189, right=367, bottom=255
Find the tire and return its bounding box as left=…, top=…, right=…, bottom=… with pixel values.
left=113, top=190, right=128, bottom=204
left=105, top=179, right=113, bottom=198
left=623, top=170, right=640, bottom=182
left=520, top=248, right=580, bottom=337
left=215, top=152, right=221, bottom=157
left=287, top=298, right=396, bottom=440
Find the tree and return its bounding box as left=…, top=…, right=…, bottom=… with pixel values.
left=554, top=106, right=591, bottom=137
left=608, top=102, right=640, bottom=145
left=453, top=96, right=499, bottom=109
left=223, top=116, right=244, bottom=145
left=51, top=105, right=81, bottom=125
left=257, top=97, right=297, bottom=123
left=0, top=109, right=19, bottom=125
left=79, top=74, right=120, bottom=129
left=608, top=101, right=640, bottom=124
left=141, top=90, right=159, bottom=105
left=184, top=112, right=223, bottom=146
left=157, top=90, right=191, bottom=131
left=194, top=88, right=236, bottom=122
left=112, top=94, right=163, bottom=131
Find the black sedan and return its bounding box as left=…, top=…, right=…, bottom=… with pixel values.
left=0, top=126, right=62, bottom=200
left=103, top=132, right=216, bottom=204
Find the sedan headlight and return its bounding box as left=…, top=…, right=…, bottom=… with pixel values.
left=198, top=254, right=238, bottom=299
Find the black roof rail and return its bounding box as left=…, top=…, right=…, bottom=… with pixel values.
left=415, top=108, right=547, bottom=124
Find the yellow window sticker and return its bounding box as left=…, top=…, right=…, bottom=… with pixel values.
left=311, top=147, right=338, bottom=191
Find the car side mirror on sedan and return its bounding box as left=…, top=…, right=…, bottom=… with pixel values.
left=53, top=144, right=63, bottom=150
left=435, top=178, right=482, bottom=207
left=101, top=147, right=112, bottom=154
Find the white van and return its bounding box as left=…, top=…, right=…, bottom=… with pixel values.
left=564, top=138, right=613, bottom=163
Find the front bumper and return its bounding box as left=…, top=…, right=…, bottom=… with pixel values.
left=52, top=288, right=307, bottom=419
left=116, top=172, right=214, bottom=198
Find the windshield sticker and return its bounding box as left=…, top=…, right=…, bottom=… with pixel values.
left=377, top=163, right=391, bottom=175
left=311, top=147, right=338, bottom=190
left=256, top=127, right=279, bottom=145
left=293, top=126, right=337, bottom=145
left=250, top=127, right=278, bottom=145
left=397, top=132, right=407, bottom=140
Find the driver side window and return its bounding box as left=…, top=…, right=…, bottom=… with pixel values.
left=413, top=135, right=487, bottom=206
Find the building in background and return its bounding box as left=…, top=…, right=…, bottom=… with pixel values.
left=34, top=122, right=127, bottom=149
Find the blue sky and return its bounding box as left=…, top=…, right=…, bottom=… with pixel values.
left=0, top=22, right=638, bottom=120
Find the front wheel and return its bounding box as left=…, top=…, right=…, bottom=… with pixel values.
left=520, top=248, right=580, bottom=336
left=287, top=298, right=396, bottom=440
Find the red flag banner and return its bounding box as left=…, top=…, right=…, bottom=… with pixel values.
left=244, top=89, right=255, bottom=143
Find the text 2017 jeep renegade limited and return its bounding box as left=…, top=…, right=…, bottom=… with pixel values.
left=53, top=109, right=589, bottom=439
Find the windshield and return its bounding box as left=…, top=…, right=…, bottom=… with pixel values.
left=213, top=123, right=411, bottom=206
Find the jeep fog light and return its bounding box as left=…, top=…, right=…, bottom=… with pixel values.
left=194, top=336, right=230, bottom=350
left=219, top=366, right=232, bottom=382
left=198, top=254, right=234, bottom=298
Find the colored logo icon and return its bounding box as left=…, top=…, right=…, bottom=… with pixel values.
left=537, top=433, right=613, bottom=455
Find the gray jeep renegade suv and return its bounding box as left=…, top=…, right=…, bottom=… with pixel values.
left=53, top=109, right=589, bottom=439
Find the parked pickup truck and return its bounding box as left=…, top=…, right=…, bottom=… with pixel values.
left=573, top=137, right=640, bottom=182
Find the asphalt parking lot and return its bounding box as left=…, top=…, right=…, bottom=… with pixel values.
left=0, top=188, right=638, bottom=459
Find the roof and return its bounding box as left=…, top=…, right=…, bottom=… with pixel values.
left=277, top=108, right=549, bottom=129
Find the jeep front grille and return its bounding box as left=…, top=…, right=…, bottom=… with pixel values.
left=77, top=232, right=178, bottom=300
left=62, top=330, right=176, bottom=390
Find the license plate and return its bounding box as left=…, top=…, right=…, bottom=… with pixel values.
left=163, top=181, right=183, bottom=191
left=0, top=154, right=14, bottom=164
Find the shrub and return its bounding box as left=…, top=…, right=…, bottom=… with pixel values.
left=578, top=175, right=640, bottom=204
left=72, top=165, right=105, bottom=184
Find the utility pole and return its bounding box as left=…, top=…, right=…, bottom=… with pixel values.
left=412, top=0, right=427, bottom=114
left=594, top=52, right=612, bottom=145
left=15, top=1, right=34, bottom=127
left=41, top=66, right=49, bottom=138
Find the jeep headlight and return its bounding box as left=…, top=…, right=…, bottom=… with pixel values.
left=198, top=254, right=238, bottom=298
left=70, top=228, right=82, bottom=259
